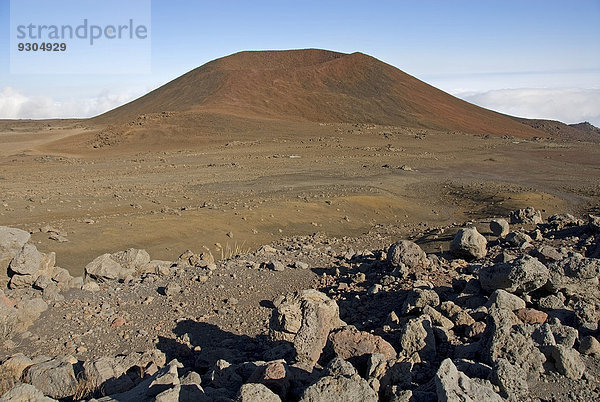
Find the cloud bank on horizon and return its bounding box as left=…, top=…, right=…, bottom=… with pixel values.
left=459, top=88, right=600, bottom=127
left=1, top=85, right=599, bottom=128
left=0, top=87, right=142, bottom=120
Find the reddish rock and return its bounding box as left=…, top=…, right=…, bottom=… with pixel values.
left=465, top=322, right=486, bottom=338
left=515, top=308, right=548, bottom=324
left=263, top=361, right=286, bottom=380
left=328, top=326, right=397, bottom=360
left=111, top=317, right=127, bottom=328
left=248, top=361, right=290, bottom=398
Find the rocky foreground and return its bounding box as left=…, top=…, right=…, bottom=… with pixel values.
left=0, top=208, right=600, bottom=401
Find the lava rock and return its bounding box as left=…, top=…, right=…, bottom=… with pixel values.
left=450, top=227, right=487, bottom=260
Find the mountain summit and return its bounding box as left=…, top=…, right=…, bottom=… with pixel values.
left=96, top=49, right=543, bottom=137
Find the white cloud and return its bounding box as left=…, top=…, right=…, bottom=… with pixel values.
left=0, top=86, right=142, bottom=119
left=458, top=88, right=600, bottom=126
left=2, top=85, right=599, bottom=129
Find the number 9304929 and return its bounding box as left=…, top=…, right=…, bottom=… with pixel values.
left=18, top=43, right=67, bottom=51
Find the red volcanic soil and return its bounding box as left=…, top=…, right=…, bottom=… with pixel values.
left=94, top=49, right=545, bottom=138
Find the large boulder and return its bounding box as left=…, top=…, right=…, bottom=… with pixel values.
left=579, top=335, right=600, bottom=356
left=509, top=207, right=543, bottom=225
left=155, top=384, right=208, bottom=402
left=490, top=358, right=528, bottom=399
left=387, top=240, right=427, bottom=269
left=479, top=255, right=549, bottom=294
left=545, top=254, right=600, bottom=293
left=401, top=287, right=440, bottom=315
left=328, top=325, right=397, bottom=362
left=111, top=248, right=151, bottom=272
left=551, top=345, right=585, bottom=380
left=236, top=383, right=281, bottom=402
left=450, top=227, right=487, bottom=260
left=82, top=357, right=134, bottom=396
left=504, top=231, right=533, bottom=248
left=490, top=219, right=510, bottom=237
left=0, top=227, right=30, bottom=272
left=0, top=303, right=19, bottom=341
left=269, top=290, right=344, bottom=369
left=485, top=289, right=526, bottom=311
left=0, top=354, right=33, bottom=380
left=398, top=316, right=436, bottom=362
left=15, top=298, right=48, bottom=330
left=435, top=358, right=502, bottom=402
left=0, top=383, right=56, bottom=402
left=9, top=244, right=54, bottom=276
left=24, top=357, right=78, bottom=399
left=298, top=370, right=377, bottom=402
left=480, top=307, right=545, bottom=378
left=85, top=254, right=133, bottom=281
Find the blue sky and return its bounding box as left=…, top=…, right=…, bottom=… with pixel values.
left=1, top=0, right=599, bottom=125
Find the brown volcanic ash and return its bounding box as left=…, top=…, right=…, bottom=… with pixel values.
left=94, top=49, right=544, bottom=138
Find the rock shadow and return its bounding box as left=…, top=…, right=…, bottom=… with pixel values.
left=156, top=319, right=292, bottom=375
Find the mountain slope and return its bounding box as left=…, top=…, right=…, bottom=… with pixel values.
left=94, top=49, right=544, bottom=138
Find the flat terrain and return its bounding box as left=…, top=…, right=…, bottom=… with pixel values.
left=1, top=116, right=598, bottom=280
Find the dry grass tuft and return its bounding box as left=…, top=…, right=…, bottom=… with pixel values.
left=220, top=241, right=250, bottom=260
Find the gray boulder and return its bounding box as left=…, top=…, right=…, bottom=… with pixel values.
left=0, top=226, right=30, bottom=272
left=85, top=254, right=133, bottom=281
left=435, top=358, right=502, bottom=402
left=155, top=384, right=208, bottom=402
left=551, top=345, right=585, bottom=380
left=485, top=289, right=526, bottom=311
left=24, top=357, right=78, bottom=399
left=401, top=287, right=440, bottom=315
left=9, top=244, right=53, bottom=276
left=504, top=231, right=533, bottom=248
left=398, top=316, right=436, bottom=362
left=450, top=227, right=487, bottom=260
left=548, top=213, right=581, bottom=229
left=387, top=240, right=428, bottom=269
left=545, top=254, right=600, bottom=293
left=298, top=373, right=377, bottom=402
left=490, top=219, right=509, bottom=237
left=15, top=298, right=48, bottom=330
left=111, top=248, right=151, bottom=272
left=480, top=307, right=545, bottom=378
left=509, top=207, right=543, bottom=224
left=579, top=335, right=600, bottom=356
left=269, top=289, right=344, bottom=369
left=479, top=255, right=549, bottom=294
left=490, top=358, right=528, bottom=399
left=0, top=303, right=19, bottom=340
left=8, top=274, right=36, bottom=289
left=236, top=383, right=281, bottom=402
left=164, top=282, right=181, bottom=297
left=0, top=354, right=34, bottom=381
left=82, top=356, right=133, bottom=396
left=0, top=383, right=56, bottom=402
left=93, top=358, right=176, bottom=402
